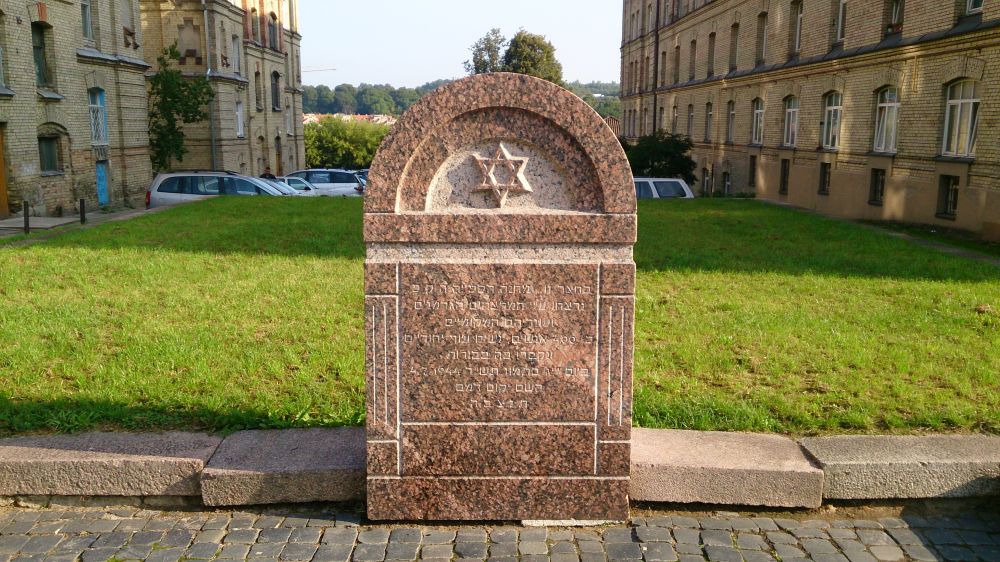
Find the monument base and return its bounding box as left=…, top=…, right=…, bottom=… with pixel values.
left=367, top=477, right=629, bottom=521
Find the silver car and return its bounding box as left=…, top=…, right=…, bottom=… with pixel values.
left=146, top=172, right=285, bottom=208
left=278, top=176, right=321, bottom=196
left=285, top=169, right=364, bottom=197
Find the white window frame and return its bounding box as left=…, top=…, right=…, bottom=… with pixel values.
left=967, top=0, right=983, bottom=14
left=751, top=98, right=764, bottom=145
left=783, top=96, right=799, bottom=147
left=942, top=80, right=980, bottom=157
left=81, top=0, right=94, bottom=40
left=231, top=35, right=241, bottom=75
left=822, top=92, right=843, bottom=150
left=687, top=104, right=694, bottom=138
left=836, top=0, right=848, bottom=42
left=235, top=101, right=246, bottom=138
left=88, top=89, right=108, bottom=146
left=793, top=1, right=804, bottom=53
left=671, top=106, right=678, bottom=134
left=705, top=103, right=713, bottom=141
left=873, top=87, right=900, bottom=153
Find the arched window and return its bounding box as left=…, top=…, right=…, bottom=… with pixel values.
left=707, top=33, right=716, bottom=77
left=268, top=13, right=279, bottom=50
left=88, top=88, right=108, bottom=146
left=37, top=123, right=66, bottom=173
left=751, top=98, right=764, bottom=145
left=81, top=0, right=94, bottom=40
left=942, top=80, right=980, bottom=157
left=729, top=23, right=740, bottom=71
left=250, top=8, right=260, bottom=43
left=254, top=70, right=263, bottom=110
left=822, top=92, right=843, bottom=149
left=231, top=35, right=242, bottom=75
left=873, top=87, right=900, bottom=153
left=673, top=46, right=681, bottom=83
left=704, top=102, right=713, bottom=142
left=836, top=0, right=848, bottom=43
left=726, top=100, right=736, bottom=142
left=755, top=12, right=768, bottom=66
left=689, top=40, right=697, bottom=81
left=271, top=71, right=281, bottom=111
left=687, top=104, right=694, bottom=138
left=671, top=105, right=678, bottom=133
left=886, top=0, right=904, bottom=35
left=783, top=96, right=799, bottom=147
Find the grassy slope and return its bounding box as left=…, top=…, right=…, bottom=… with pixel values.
left=0, top=197, right=997, bottom=435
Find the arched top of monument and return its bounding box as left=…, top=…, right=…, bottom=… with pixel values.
left=365, top=73, right=635, bottom=215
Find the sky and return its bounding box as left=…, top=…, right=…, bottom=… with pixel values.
left=298, top=0, right=622, bottom=88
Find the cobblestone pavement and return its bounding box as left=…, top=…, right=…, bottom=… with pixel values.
left=1, top=505, right=998, bottom=562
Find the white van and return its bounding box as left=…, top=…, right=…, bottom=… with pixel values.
left=633, top=178, right=695, bottom=199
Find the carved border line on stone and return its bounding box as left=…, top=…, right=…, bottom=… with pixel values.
left=365, top=262, right=402, bottom=478
left=366, top=73, right=634, bottom=216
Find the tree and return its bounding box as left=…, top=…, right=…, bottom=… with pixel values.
left=305, top=117, right=389, bottom=169
left=147, top=45, right=215, bottom=171
left=391, top=88, right=422, bottom=113
left=503, top=31, right=563, bottom=85
left=332, top=84, right=357, bottom=114
left=621, top=131, right=696, bottom=185
left=356, top=87, right=398, bottom=115
left=464, top=28, right=507, bottom=75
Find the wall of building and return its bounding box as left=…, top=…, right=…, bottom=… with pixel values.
left=140, top=0, right=304, bottom=177
left=0, top=0, right=152, bottom=218
left=622, top=0, right=1000, bottom=239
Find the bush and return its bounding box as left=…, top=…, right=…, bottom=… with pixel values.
left=305, top=118, right=389, bottom=170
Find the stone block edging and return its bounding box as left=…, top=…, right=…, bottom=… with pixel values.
left=1, top=429, right=997, bottom=509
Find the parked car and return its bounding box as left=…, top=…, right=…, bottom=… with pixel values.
left=633, top=177, right=694, bottom=199
left=146, top=172, right=285, bottom=208
left=260, top=178, right=302, bottom=196
left=279, top=176, right=321, bottom=196
left=285, top=169, right=364, bottom=197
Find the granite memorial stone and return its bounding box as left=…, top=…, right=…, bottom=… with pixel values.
left=363, top=73, right=636, bottom=521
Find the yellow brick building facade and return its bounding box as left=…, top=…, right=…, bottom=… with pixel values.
left=0, top=0, right=153, bottom=218
left=141, top=0, right=304, bottom=177
left=622, top=0, right=1000, bottom=238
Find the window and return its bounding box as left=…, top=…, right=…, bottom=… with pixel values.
left=869, top=169, right=886, bottom=205
left=873, top=87, right=900, bottom=153
left=937, top=175, right=959, bottom=218
left=886, top=0, right=904, bottom=35
left=255, top=70, right=263, bottom=110
left=653, top=180, right=688, bottom=198
left=702, top=168, right=712, bottom=196
left=729, top=23, right=740, bottom=72
left=687, top=104, right=694, bottom=138
left=751, top=98, right=764, bottom=145
left=822, top=92, right=843, bottom=149
left=779, top=159, right=790, bottom=194
left=726, top=100, right=735, bottom=142
left=671, top=105, right=678, bottom=133
left=635, top=181, right=654, bottom=199
left=705, top=103, right=713, bottom=141
left=231, top=36, right=242, bottom=75
left=38, top=136, right=60, bottom=173
left=748, top=155, right=758, bottom=187
left=285, top=100, right=293, bottom=135
left=32, top=23, right=50, bottom=87
left=836, top=0, right=848, bottom=43
left=251, top=9, right=260, bottom=43
left=0, top=47, right=7, bottom=89
left=819, top=162, right=832, bottom=194
left=268, top=13, right=279, bottom=50
left=707, top=33, right=716, bottom=77
left=689, top=40, right=697, bottom=81
left=660, top=50, right=667, bottom=86
left=722, top=171, right=732, bottom=194
left=783, top=96, right=799, bottom=147
left=271, top=72, right=281, bottom=111
left=791, top=1, right=803, bottom=55
left=755, top=12, right=768, bottom=66
left=88, top=88, right=108, bottom=146
left=673, top=46, right=680, bottom=83
left=235, top=101, right=245, bottom=138
left=967, top=0, right=983, bottom=14
left=81, top=0, right=94, bottom=40
left=942, top=80, right=980, bottom=157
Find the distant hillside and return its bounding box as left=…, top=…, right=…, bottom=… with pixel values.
left=303, top=79, right=620, bottom=119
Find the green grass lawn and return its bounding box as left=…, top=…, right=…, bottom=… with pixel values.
left=1, top=197, right=997, bottom=435
left=864, top=221, right=1000, bottom=260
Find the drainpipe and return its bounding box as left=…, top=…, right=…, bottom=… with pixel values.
left=203, top=0, right=219, bottom=170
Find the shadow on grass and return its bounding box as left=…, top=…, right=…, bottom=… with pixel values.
left=17, top=196, right=1000, bottom=282
left=0, top=396, right=363, bottom=438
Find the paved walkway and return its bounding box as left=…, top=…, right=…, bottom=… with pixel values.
left=0, top=207, right=161, bottom=243
left=1, top=505, right=998, bottom=562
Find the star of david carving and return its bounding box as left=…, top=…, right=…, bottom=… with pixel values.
left=472, top=143, right=532, bottom=208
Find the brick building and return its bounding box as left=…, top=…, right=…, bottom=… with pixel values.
left=0, top=0, right=152, bottom=218
left=140, top=0, right=305, bottom=177
left=622, top=0, right=1000, bottom=238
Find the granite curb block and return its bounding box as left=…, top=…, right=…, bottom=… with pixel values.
left=800, top=434, right=1000, bottom=499
left=630, top=428, right=824, bottom=508
left=2, top=429, right=998, bottom=508
left=200, top=427, right=366, bottom=506
left=0, top=432, right=221, bottom=497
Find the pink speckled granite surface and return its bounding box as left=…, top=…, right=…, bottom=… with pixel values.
left=363, top=73, right=635, bottom=521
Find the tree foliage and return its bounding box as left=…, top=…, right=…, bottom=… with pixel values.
left=621, top=131, right=696, bottom=184
left=465, top=29, right=563, bottom=85
left=305, top=117, right=389, bottom=170
left=302, top=80, right=455, bottom=115
left=148, top=45, right=215, bottom=171
left=355, top=86, right=397, bottom=115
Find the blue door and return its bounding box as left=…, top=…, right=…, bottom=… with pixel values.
left=96, top=161, right=109, bottom=206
